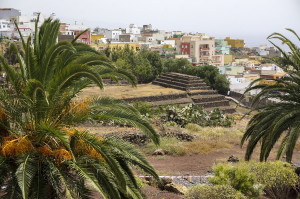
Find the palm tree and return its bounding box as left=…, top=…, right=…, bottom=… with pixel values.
left=241, top=29, right=300, bottom=162
left=0, top=16, right=159, bottom=198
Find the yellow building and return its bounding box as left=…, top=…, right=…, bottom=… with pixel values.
left=224, top=55, right=235, bottom=65
left=259, top=80, right=277, bottom=85
left=162, top=44, right=172, bottom=48
left=91, top=43, right=141, bottom=51
left=224, top=37, right=245, bottom=48
left=91, top=34, right=105, bottom=44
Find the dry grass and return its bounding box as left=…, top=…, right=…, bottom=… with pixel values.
left=182, top=127, right=243, bottom=155
left=77, top=83, right=184, bottom=100
left=141, top=126, right=244, bottom=156
left=142, top=137, right=187, bottom=156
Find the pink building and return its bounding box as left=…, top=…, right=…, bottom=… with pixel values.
left=73, top=30, right=91, bottom=45
left=67, top=24, right=91, bottom=45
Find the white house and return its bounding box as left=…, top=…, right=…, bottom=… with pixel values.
left=161, top=40, right=176, bottom=48
left=105, top=29, right=122, bottom=41
left=260, top=64, right=283, bottom=72
left=0, top=19, right=11, bottom=38
left=125, top=24, right=140, bottom=35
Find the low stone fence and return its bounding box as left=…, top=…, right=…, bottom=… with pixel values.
left=104, top=131, right=195, bottom=145
left=123, top=93, right=188, bottom=103
left=229, top=91, right=274, bottom=108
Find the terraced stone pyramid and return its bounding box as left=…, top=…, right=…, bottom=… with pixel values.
left=153, top=72, right=235, bottom=113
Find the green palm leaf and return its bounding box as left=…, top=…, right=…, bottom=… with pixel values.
left=16, top=154, right=37, bottom=199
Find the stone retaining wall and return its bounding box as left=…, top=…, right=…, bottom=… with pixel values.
left=123, top=93, right=188, bottom=103
left=229, top=91, right=273, bottom=108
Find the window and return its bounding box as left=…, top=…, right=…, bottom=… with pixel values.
left=191, top=45, right=193, bottom=48
left=185, top=45, right=187, bottom=48
left=182, top=45, right=184, bottom=48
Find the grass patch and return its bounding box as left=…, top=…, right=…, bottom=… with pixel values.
left=185, top=123, right=202, bottom=132
left=182, top=139, right=232, bottom=155
left=142, top=137, right=187, bottom=156
left=141, top=127, right=243, bottom=156
left=182, top=127, right=243, bottom=154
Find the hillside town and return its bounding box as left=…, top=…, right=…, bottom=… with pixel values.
left=0, top=1, right=300, bottom=198
left=0, top=8, right=283, bottom=95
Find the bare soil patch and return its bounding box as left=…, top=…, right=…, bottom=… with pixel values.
left=77, top=83, right=184, bottom=99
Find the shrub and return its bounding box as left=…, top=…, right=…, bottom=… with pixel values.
left=185, top=184, right=247, bottom=199
left=133, top=101, right=154, bottom=118
left=209, top=163, right=263, bottom=198
left=162, top=104, right=233, bottom=127
left=246, top=161, right=300, bottom=199
left=211, top=161, right=300, bottom=199
left=135, top=177, right=145, bottom=189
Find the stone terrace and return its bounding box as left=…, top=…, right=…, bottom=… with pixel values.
left=151, top=72, right=235, bottom=113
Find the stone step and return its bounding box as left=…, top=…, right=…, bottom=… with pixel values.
left=163, top=73, right=200, bottom=81
left=159, top=74, right=204, bottom=84
left=188, top=90, right=218, bottom=95
left=124, top=93, right=188, bottom=103
left=191, top=94, right=225, bottom=103
left=150, top=98, right=193, bottom=106
left=196, top=100, right=230, bottom=108
left=152, top=81, right=186, bottom=91
left=188, top=86, right=211, bottom=90
left=205, top=106, right=236, bottom=114
left=155, top=78, right=207, bottom=88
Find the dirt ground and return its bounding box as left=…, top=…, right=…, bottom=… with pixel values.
left=147, top=144, right=300, bottom=177
left=77, top=83, right=184, bottom=100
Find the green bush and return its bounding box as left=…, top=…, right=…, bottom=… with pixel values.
left=185, top=64, right=230, bottom=94
left=163, top=104, right=233, bottom=127
left=211, top=161, right=300, bottom=199
left=185, top=184, right=247, bottom=199
left=133, top=101, right=154, bottom=118
left=209, top=163, right=263, bottom=198
left=245, top=161, right=299, bottom=199
left=133, top=65, right=155, bottom=83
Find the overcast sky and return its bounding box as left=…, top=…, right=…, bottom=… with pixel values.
left=1, top=0, right=300, bottom=47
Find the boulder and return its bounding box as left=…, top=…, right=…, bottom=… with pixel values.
left=227, top=155, right=239, bottom=163
left=164, top=183, right=187, bottom=195
left=152, top=149, right=165, bottom=156
left=158, top=178, right=186, bottom=195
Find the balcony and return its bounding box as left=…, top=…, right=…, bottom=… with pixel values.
left=200, top=48, right=210, bottom=51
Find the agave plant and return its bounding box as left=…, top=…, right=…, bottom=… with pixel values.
left=0, top=16, right=159, bottom=198
left=241, top=29, right=300, bottom=162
